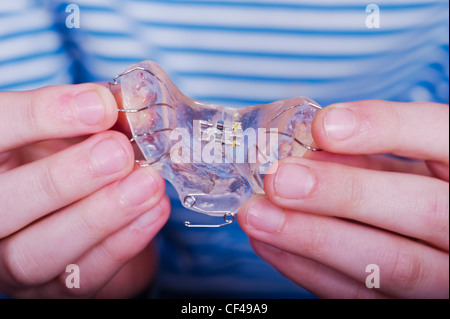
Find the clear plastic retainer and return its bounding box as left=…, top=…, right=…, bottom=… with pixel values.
left=109, top=61, right=322, bottom=228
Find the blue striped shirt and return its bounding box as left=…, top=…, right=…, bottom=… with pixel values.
left=1, top=0, right=448, bottom=298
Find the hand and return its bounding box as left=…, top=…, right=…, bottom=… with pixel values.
left=238, top=100, right=449, bottom=299
left=0, top=84, right=170, bottom=298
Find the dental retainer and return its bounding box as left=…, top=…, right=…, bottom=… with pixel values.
left=109, top=61, right=322, bottom=228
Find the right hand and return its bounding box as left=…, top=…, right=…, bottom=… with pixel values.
left=0, top=83, right=170, bottom=298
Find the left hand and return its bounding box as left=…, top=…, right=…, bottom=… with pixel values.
left=0, top=84, right=170, bottom=298
left=238, top=100, right=449, bottom=299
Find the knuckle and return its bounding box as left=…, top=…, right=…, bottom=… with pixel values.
left=77, top=188, right=143, bottom=242
left=22, top=93, right=41, bottom=139
left=423, top=189, right=449, bottom=245
left=303, top=218, right=330, bottom=257
left=1, top=241, right=41, bottom=287
left=341, top=172, right=364, bottom=213
left=159, top=195, right=171, bottom=217
left=79, top=210, right=108, bottom=240
left=56, top=273, right=94, bottom=298
left=36, top=162, right=64, bottom=204
left=388, top=249, right=423, bottom=292
left=98, top=241, right=131, bottom=267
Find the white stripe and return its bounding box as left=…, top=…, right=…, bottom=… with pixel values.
left=86, top=58, right=138, bottom=80
left=174, top=44, right=442, bottom=102
left=159, top=34, right=444, bottom=80
left=81, top=11, right=134, bottom=33
left=4, top=71, right=73, bottom=92
left=67, top=0, right=114, bottom=6
left=177, top=0, right=444, bottom=5
left=0, top=31, right=61, bottom=61
left=0, top=54, right=69, bottom=87
left=128, top=1, right=447, bottom=31
left=80, top=34, right=148, bottom=58
left=138, top=24, right=442, bottom=56
left=0, top=0, right=33, bottom=13
left=0, top=8, right=53, bottom=37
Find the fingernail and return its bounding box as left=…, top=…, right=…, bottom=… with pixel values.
left=324, top=107, right=357, bottom=140
left=91, top=139, right=128, bottom=175
left=133, top=204, right=163, bottom=229
left=246, top=198, right=285, bottom=233
left=274, top=163, right=315, bottom=199
left=74, top=91, right=105, bottom=125
left=118, top=169, right=159, bottom=206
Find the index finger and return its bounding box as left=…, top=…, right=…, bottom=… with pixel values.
left=0, top=83, right=118, bottom=153
left=312, top=100, right=449, bottom=165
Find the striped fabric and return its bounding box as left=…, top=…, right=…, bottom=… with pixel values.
left=0, top=0, right=448, bottom=298
left=0, top=1, right=72, bottom=90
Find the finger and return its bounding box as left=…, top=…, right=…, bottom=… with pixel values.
left=0, top=150, right=20, bottom=173
left=238, top=196, right=449, bottom=298
left=427, top=161, right=449, bottom=182
left=16, top=196, right=170, bottom=298
left=0, top=167, right=166, bottom=290
left=264, top=157, right=449, bottom=250
left=108, top=83, right=132, bottom=137
left=305, top=150, right=432, bottom=177
left=0, top=131, right=134, bottom=239
left=250, top=239, right=386, bottom=299
left=312, top=101, right=449, bottom=164
left=65, top=195, right=170, bottom=298
left=94, top=242, right=156, bottom=299
left=0, top=83, right=118, bottom=153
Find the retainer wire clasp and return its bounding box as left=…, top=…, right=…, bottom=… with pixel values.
left=108, top=66, right=160, bottom=114
left=108, top=67, right=173, bottom=168
left=184, top=213, right=236, bottom=228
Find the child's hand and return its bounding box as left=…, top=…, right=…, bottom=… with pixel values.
left=0, top=84, right=170, bottom=298
left=239, top=100, right=449, bottom=298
